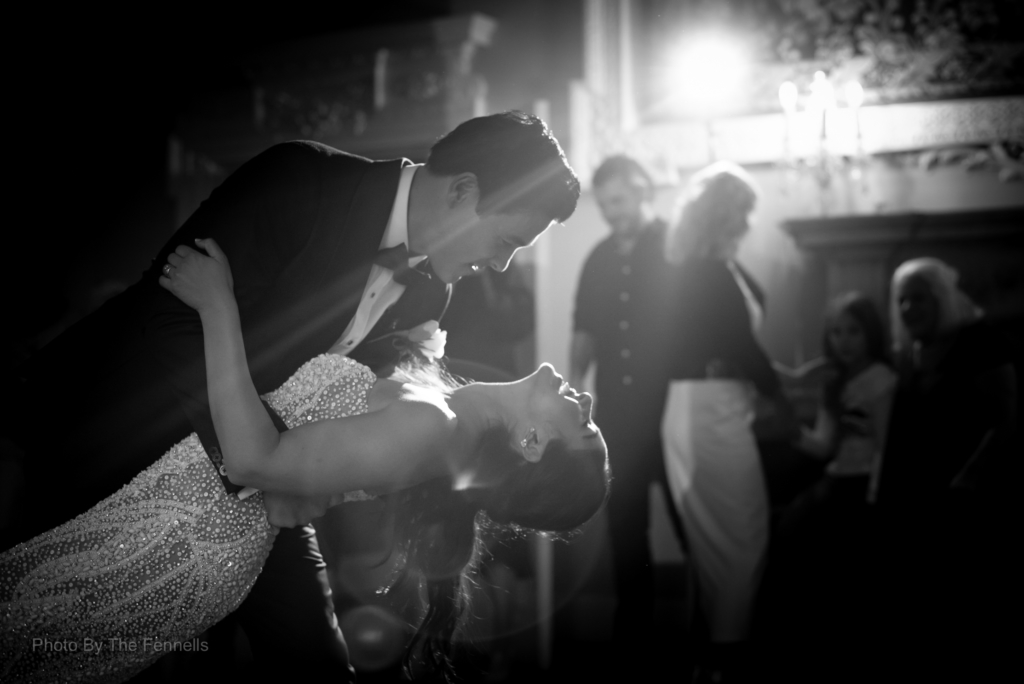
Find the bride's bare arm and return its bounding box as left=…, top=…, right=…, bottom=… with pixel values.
left=159, top=239, right=280, bottom=480
left=247, top=401, right=455, bottom=496
left=160, top=239, right=454, bottom=497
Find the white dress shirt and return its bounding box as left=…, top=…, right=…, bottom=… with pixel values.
left=328, top=163, right=426, bottom=355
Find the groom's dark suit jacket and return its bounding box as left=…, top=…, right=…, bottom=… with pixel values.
left=6, top=140, right=450, bottom=544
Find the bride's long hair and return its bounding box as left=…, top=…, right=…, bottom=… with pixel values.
left=383, top=359, right=609, bottom=680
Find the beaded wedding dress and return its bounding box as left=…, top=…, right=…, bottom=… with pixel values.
left=1, top=354, right=377, bottom=683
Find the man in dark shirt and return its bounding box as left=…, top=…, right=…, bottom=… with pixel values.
left=570, top=155, right=686, bottom=675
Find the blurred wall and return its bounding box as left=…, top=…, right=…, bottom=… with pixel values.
left=536, top=159, right=1024, bottom=386
left=452, top=0, right=583, bottom=144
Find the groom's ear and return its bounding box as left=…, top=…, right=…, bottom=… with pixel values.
left=447, top=173, right=480, bottom=208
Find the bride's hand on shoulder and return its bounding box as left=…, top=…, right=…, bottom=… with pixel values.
left=159, top=238, right=235, bottom=313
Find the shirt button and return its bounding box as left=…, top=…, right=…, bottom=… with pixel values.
left=622, top=265, right=631, bottom=275
left=621, top=348, right=631, bottom=359
left=619, top=320, right=630, bottom=330
left=623, top=375, right=633, bottom=385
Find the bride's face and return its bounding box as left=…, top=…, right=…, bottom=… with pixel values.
left=510, top=364, right=600, bottom=454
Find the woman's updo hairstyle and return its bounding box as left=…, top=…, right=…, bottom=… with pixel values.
left=474, top=426, right=610, bottom=532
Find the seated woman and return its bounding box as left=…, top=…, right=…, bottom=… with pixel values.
left=1, top=238, right=609, bottom=683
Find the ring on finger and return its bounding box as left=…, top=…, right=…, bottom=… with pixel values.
left=162, top=264, right=172, bottom=276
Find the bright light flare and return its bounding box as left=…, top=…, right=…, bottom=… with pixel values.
left=778, top=81, right=798, bottom=114
left=668, top=32, right=750, bottom=117
left=808, top=71, right=836, bottom=112
left=844, top=80, right=864, bottom=109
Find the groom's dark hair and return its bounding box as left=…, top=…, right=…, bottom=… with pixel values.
left=426, top=111, right=580, bottom=222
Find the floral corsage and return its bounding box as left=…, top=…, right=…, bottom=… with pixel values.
left=376, top=319, right=447, bottom=362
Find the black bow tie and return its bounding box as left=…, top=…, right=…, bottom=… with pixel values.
left=375, top=244, right=428, bottom=286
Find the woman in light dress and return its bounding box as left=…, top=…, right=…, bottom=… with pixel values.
left=1, top=238, right=609, bottom=683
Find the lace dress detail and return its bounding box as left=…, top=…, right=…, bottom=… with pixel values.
left=0, top=354, right=378, bottom=683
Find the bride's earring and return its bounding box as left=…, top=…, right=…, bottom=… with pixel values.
left=519, top=428, right=543, bottom=463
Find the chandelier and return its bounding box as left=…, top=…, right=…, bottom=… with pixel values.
left=778, top=71, right=866, bottom=214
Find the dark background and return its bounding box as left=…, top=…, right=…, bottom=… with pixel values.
left=5, top=5, right=456, bottom=369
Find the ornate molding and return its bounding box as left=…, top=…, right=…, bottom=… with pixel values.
left=603, top=96, right=1024, bottom=178
left=176, top=14, right=496, bottom=168
left=251, top=15, right=495, bottom=155
left=783, top=207, right=1024, bottom=256
left=781, top=207, right=1024, bottom=319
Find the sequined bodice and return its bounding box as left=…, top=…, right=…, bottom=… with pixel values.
left=263, top=354, right=377, bottom=429
left=1, top=354, right=379, bottom=683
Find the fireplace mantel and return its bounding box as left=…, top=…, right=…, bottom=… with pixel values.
left=784, top=208, right=1024, bottom=255
left=782, top=207, right=1024, bottom=336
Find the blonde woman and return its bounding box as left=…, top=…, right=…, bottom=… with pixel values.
left=659, top=161, right=795, bottom=680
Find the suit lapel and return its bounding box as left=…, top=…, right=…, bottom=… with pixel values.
left=244, top=157, right=405, bottom=389
left=318, top=158, right=408, bottom=291
left=302, top=157, right=411, bottom=348
left=245, top=154, right=450, bottom=379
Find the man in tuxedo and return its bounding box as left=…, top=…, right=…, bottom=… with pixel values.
left=3, top=111, right=579, bottom=680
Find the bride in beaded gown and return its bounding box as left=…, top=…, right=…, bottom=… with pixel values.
left=0, top=353, right=378, bottom=683
left=1, top=238, right=609, bottom=684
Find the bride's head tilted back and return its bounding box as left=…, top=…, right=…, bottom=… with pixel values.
left=460, top=362, right=609, bottom=530
left=386, top=360, right=609, bottom=678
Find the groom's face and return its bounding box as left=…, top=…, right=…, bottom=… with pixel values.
left=429, top=208, right=551, bottom=283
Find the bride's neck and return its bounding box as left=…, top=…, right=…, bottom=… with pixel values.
left=445, top=384, right=513, bottom=487
left=368, top=379, right=499, bottom=468
left=448, top=383, right=504, bottom=440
